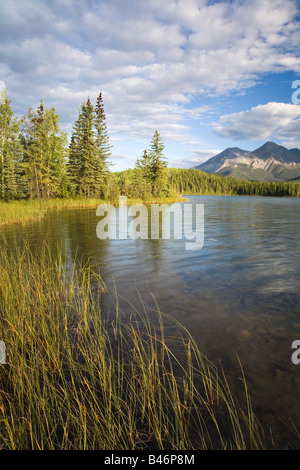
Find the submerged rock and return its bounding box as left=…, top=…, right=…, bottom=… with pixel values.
left=236, top=328, right=252, bottom=341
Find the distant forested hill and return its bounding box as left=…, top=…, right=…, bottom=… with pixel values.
left=114, top=167, right=300, bottom=199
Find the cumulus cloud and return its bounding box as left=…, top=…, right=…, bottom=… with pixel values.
left=0, top=0, right=300, bottom=164
left=179, top=149, right=222, bottom=168
left=277, top=117, right=300, bottom=148
left=213, top=102, right=300, bottom=142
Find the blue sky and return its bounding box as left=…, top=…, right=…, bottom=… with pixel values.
left=0, top=0, right=300, bottom=170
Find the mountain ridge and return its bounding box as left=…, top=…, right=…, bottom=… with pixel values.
left=193, top=142, right=300, bottom=182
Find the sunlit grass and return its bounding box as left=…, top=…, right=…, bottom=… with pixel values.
left=0, top=194, right=186, bottom=227
left=0, top=198, right=107, bottom=226
left=0, top=241, right=266, bottom=450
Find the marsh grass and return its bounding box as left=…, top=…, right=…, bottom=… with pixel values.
left=0, top=198, right=108, bottom=226
left=0, top=240, right=266, bottom=450
left=0, top=194, right=186, bottom=227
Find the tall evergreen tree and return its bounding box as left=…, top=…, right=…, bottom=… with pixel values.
left=132, top=150, right=153, bottom=198
left=68, top=99, right=97, bottom=197
left=68, top=94, right=112, bottom=198
left=21, top=100, right=68, bottom=198
left=132, top=132, right=168, bottom=199
left=95, top=92, right=112, bottom=178
left=148, top=130, right=168, bottom=196
left=22, top=101, right=46, bottom=198
left=67, top=106, right=85, bottom=195
left=46, top=108, right=69, bottom=197
left=135, top=150, right=152, bottom=181
left=0, top=95, right=24, bottom=200
left=79, top=98, right=98, bottom=197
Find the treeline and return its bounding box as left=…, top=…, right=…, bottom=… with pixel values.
left=1, top=90, right=300, bottom=203
left=113, top=168, right=300, bottom=199
left=0, top=92, right=113, bottom=201
left=0, top=92, right=169, bottom=202
left=166, top=168, right=300, bottom=198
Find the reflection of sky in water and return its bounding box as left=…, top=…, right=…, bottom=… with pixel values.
left=1, top=195, right=300, bottom=443
left=2, top=195, right=299, bottom=301
left=195, top=196, right=300, bottom=295
left=1, top=195, right=299, bottom=302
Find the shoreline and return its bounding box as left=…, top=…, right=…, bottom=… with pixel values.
left=1, top=191, right=297, bottom=227
left=0, top=195, right=187, bottom=227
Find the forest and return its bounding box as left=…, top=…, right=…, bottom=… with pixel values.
left=1, top=90, right=300, bottom=203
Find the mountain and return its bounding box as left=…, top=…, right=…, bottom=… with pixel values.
left=194, top=142, right=300, bottom=182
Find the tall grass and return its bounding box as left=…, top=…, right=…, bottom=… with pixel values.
left=0, top=198, right=107, bottom=226
left=0, top=240, right=266, bottom=450
left=0, top=195, right=186, bottom=227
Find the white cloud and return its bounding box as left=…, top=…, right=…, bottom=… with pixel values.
left=277, top=118, right=300, bottom=148
left=0, top=0, right=300, bottom=165
left=213, top=102, right=300, bottom=141
left=179, top=151, right=221, bottom=168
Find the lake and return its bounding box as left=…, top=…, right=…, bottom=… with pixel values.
left=1, top=194, right=300, bottom=448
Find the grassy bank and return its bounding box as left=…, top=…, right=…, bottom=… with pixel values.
left=0, top=198, right=106, bottom=226
left=0, top=194, right=186, bottom=227
left=0, top=241, right=266, bottom=450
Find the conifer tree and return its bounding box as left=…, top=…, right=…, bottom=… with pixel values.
left=68, top=94, right=112, bottom=198
left=133, top=150, right=152, bottom=198
left=79, top=98, right=98, bottom=197
left=95, top=92, right=112, bottom=179
left=46, top=108, right=69, bottom=197
left=23, top=101, right=47, bottom=198
left=67, top=106, right=85, bottom=195
left=135, top=149, right=152, bottom=179
left=0, top=95, right=24, bottom=200
left=148, top=130, right=168, bottom=196
left=22, top=100, right=68, bottom=198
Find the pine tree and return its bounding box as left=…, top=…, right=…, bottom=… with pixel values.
left=135, top=149, right=152, bottom=181
left=79, top=98, right=98, bottom=197
left=46, top=108, right=69, bottom=197
left=67, top=106, right=85, bottom=195
left=68, top=99, right=98, bottom=197
left=148, top=130, right=168, bottom=196
left=22, top=100, right=68, bottom=199
left=133, top=150, right=153, bottom=198
left=95, top=92, right=112, bottom=181
left=68, top=94, right=112, bottom=198
left=0, top=95, right=24, bottom=200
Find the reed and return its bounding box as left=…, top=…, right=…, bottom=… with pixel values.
left=0, top=194, right=186, bottom=227
left=0, top=198, right=107, bottom=226
left=0, top=241, right=266, bottom=450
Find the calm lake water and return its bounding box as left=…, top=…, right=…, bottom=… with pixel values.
left=1, top=195, right=300, bottom=447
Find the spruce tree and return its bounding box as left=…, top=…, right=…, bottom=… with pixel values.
left=79, top=98, right=98, bottom=197
left=68, top=94, right=112, bottom=198
left=148, top=130, right=168, bottom=196
left=24, top=101, right=47, bottom=198
left=46, top=108, right=69, bottom=197
left=0, top=95, right=24, bottom=200
left=133, top=150, right=152, bottom=198
left=22, top=100, right=68, bottom=199
left=67, top=106, right=85, bottom=195
left=95, top=92, right=112, bottom=179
